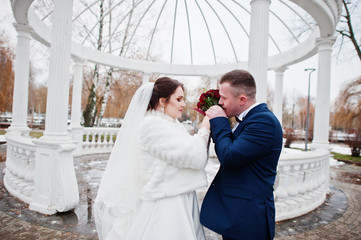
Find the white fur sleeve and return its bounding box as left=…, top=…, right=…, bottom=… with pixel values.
left=139, top=116, right=210, bottom=170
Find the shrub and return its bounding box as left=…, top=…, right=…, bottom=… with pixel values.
left=284, top=128, right=296, bottom=148
left=346, top=130, right=361, bottom=157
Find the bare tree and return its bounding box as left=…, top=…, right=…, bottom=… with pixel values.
left=289, top=0, right=360, bottom=61
left=83, top=0, right=105, bottom=127
left=297, top=96, right=315, bottom=133
left=82, top=0, right=150, bottom=127
left=331, top=76, right=361, bottom=130
left=336, top=0, right=361, bottom=61
left=0, top=32, right=14, bottom=113
left=95, top=0, right=135, bottom=127
left=104, top=70, right=142, bottom=119
left=346, top=130, right=361, bottom=157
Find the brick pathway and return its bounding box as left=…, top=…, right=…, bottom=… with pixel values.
left=1, top=180, right=359, bottom=240
left=0, top=211, right=93, bottom=240
left=275, top=181, right=361, bottom=240
left=0, top=142, right=360, bottom=240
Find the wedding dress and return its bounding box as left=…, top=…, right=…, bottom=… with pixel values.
left=94, top=83, right=210, bottom=240
left=125, top=192, right=204, bottom=240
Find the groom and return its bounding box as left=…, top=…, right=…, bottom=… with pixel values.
left=200, top=69, right=283, bottom=240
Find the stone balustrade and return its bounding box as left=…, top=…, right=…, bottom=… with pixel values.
left=4, top=127, right=330, bottom=221
left=3, top=131, right=36, bottom=204
left=275, top=149, right=329, bottom=221
left=77, top=127, right=118, bottom=156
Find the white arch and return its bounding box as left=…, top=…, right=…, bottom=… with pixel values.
left=13, top=0, right=341, bottom=76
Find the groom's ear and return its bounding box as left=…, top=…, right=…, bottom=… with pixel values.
left=239, top=95, right=247, bottom=105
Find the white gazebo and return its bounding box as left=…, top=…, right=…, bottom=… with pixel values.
left=5, top=0, right=341, bottom=221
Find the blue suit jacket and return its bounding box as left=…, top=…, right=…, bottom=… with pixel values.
left=200, top=103, right=283, bottom=240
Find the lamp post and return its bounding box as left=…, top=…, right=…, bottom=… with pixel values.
left=304, top=68, right=316, bottom=151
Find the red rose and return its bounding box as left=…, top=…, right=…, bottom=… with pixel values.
left=193, top=89, right=220, bottom=116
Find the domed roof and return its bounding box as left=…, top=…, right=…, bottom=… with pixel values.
left=13, top=0, right=342, bottom=75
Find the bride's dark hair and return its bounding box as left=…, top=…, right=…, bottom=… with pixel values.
left=147, top=77, right=184, bottom=110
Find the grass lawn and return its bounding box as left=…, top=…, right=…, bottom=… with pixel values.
left=0, top=129, right=43, bottom=138
left=29, top=131, right=43, bottom=138
left=332, top=152, right=361, bottom=166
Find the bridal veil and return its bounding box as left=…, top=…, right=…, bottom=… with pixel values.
left=94, top=82, right=154, bottom=240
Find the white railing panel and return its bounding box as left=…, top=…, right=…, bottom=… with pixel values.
left=78, top=127, right=119, bottom=156
left=4, top=131, right=36, bottom=204
left=275, top=149, right=329, bottom=221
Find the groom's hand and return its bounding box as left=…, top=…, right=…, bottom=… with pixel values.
left=206, top=105, right=227, bottom=119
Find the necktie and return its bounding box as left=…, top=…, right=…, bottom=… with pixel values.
left=235, top=116, right=242, bottom=123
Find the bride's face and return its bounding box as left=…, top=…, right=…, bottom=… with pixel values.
left=163, top=86, right=186, bottom=119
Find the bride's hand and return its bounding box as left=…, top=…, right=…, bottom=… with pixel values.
left=200, top=116, right=210, bottom=130
left=205, top=105, right=226, bottom=119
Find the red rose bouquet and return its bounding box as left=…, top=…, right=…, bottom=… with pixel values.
left=193, top=89, right=220, bottom=116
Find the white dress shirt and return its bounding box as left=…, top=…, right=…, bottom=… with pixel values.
left=232, top=102, right=261, bottom=132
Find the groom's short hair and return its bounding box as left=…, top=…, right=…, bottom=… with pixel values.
left=220, top=69, right=256, bottom=100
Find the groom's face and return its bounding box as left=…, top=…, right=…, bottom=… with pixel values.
left=219, top=82, right=242, bottom=117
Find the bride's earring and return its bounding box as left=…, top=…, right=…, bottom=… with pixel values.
left=159, top=98, right=165, bottom=114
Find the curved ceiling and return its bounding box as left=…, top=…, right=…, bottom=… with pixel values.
left=12, top=0, right=342, bottom=75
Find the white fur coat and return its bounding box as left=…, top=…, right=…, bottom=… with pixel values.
left=138, top=111, right=210, bottom=200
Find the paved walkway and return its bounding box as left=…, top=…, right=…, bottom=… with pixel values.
left=275, top=181, right=361, bottom=240
left=0, top=211, right=91, bottom=240
left=0, top=142, right=360, bottom=240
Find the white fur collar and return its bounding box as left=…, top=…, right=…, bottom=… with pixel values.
left=146, top=110, right=178, bottom=123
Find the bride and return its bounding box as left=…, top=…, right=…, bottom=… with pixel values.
left=94, top=77, right=211, bottom=240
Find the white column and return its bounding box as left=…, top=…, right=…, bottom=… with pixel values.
left=248, top=0, right=270, bottom=103
left=142, top=72, right=151, bottom=84
left=209, top=76, right=218, bottom=89
left=7, top=24, right=33, bottom=134
left=70, top=57, right=85, bottom=128
left=30, top=0, right=78, bottom=215
left=69, top=57, right=85, bottom=155
left=311, top=37, right=336, bottom=149
left=41, top=0, right=74, bottom=141
left=274, top=67, right=287, bottom=126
